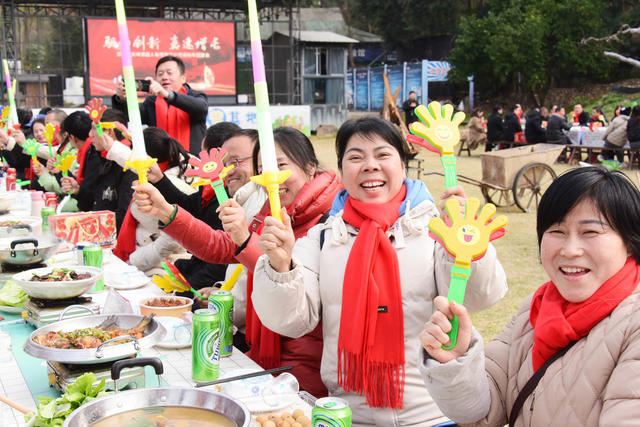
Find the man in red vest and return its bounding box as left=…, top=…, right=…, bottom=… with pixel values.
left=112, top=55, right=207, bottom=154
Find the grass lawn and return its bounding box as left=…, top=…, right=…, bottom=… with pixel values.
left=309, top=135, right=636, bottom=341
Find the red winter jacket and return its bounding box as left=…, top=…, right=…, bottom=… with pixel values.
left=162, top=170, right=343, bottom=397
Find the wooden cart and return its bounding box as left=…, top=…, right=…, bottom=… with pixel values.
left=427, top=144, right=565, bottom=212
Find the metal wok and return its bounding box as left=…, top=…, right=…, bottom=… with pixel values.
left=24, top=313, right=166, bottom=364
left=64, top=358, right=250, bottom=427
left=0, top=235, right=62, bottom=266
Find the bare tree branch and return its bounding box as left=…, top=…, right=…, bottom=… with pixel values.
left=581, top=24, right=640, bottom=44
left=604, top=51, right=640, bottom=68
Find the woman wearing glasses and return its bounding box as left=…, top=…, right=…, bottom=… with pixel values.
left=133, top=126, right=342, bottom=398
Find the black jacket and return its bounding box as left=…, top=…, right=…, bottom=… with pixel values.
left=525, top=111, right=547, bottom=144
left=503, top=112, right=522, bottom=142
left=546, top=114, right=571, bottom=144
left=112, top=83, right=207, bottom=154
left=73, top=146, right=136, bottom=231
left=487, top=112, right=504, bottom=142
left=154, top=175, right=227, bottom=289
left=627, top=118, right=640, bottom=144
left=574, top=111, right=590, bottom=126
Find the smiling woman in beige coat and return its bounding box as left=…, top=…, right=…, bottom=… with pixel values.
left=420, top=167, right=640, bottom=426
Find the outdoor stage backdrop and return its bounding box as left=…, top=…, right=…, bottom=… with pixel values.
left=86, top=18, right=236, bottom=96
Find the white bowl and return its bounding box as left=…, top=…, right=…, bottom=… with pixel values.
left=12, top=266, right=102, bottom=299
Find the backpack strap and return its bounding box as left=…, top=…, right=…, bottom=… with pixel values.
left=318, top=211, right=330, bottom=249
left=508, top=340, right=578, bottom=427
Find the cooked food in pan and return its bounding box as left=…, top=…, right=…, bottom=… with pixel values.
left=32, top=314, right=154, bottom=349
left=30, top=268, right=92, bottom=282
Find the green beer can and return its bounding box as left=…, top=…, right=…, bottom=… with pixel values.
left=41, top=206, right=55, bottom=233
left=82, top=243, right=104, bottom=292
left=208, top=290, right=234, bottom=357
left=192, top=308, right=221, bottom=382
left=312, top=397, right=352, bottom=427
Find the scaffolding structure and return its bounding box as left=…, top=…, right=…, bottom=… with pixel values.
left=0, top=0, right=301, bottom=107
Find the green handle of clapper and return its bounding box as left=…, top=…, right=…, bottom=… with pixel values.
left=441, top=155, right=458, bottom=189
left=443, top=264, right=471, bottom=350
left=95, top=123, right=104, bottom=137
left=211, top=180, right=228, bottom=204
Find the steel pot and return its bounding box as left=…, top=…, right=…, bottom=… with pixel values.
left=63, top=358, right=250, bottom=427
left=0, top=235, right=62, bottom=266
left=24, top=312, right=166, bottom=364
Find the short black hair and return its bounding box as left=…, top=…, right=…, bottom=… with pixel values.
left=335, top=117, right=408, bottom=171
left=253, top=127, right=318, bottom=175
left=537, top=167, right=640, bottom=263
left=17, top=108, right=32, bottom=127
left=61, top=111, right=92, bottom=140
left=155, top=55, right=186, bottom=75
left=204, top=122, right=242, bottom=150
left=409, top=91, right=416, bottom=95
left=101, top=108, right=127, bottom=141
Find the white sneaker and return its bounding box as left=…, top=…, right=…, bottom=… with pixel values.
left=597, top=154, right=605, bottom=162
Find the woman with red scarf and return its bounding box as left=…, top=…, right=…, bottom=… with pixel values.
left=420, top=167, right=640, bottom=426
left=132, top=127, right=342, bottom=398
left=253, top=117, right=507, bottom=426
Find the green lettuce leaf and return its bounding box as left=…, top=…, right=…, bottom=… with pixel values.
left=0, top=281, right=28, bottom=307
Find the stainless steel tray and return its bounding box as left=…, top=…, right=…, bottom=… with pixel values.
left=24, top=313, right=166, bottom=364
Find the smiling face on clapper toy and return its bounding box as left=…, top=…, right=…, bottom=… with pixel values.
left=186, top=148, right=233, bottom=181
left=429, top=197, right=508, bottom=266
left=409, top=101, right=465, bottom=156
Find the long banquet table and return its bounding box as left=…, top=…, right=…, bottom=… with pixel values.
left=0, top=250, right=311, bottom=427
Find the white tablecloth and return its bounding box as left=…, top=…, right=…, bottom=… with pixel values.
left=0, top=250, right=312, bottom=426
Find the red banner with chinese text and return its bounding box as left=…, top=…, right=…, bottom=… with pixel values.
left=86, top=18, right=236, bottom=96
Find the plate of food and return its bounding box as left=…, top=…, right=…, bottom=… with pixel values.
left=12, top=266, right=102, bottom=299
left=24, top=313, right=166, bottom=364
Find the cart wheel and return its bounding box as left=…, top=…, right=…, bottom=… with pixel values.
left=481, top=185, right=513, bottom=207
left=513, top=162, right=557, bottom=212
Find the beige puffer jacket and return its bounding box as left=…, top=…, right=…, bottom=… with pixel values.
left=421, top=285, right=640, bottom=427
left=602, top=115, right=630, bottom=147
left=253, top=195, right=508, bottom=427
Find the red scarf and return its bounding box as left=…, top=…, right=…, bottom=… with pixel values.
left=75, top=137, right=93, bottom=184
left=337, top=186, right=407, bottom=409
left=155, top=86, right=190, bottom=151
left=201, top=185, right=216, bottom=208
left=113, top=161, right=168, bottom=262
left=530, top=256, right=640, bottom=371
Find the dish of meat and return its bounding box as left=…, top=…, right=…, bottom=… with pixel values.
left=30, top=268, right=92, bottom=282
left=32, top=314, right=154, bottom=349
left=24, top=313, right=166, bottom=364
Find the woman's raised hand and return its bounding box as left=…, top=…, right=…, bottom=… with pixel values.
left=259, top=208, right=295, bottom=273
left=439, top=184, right=467, bottom=219
left=218, top=199, right=250, bottom=246
left=146, top=163, right=163, bottom=184
left=419, top=295, right=472, bottom=363
left=132, top=182, right=174, bottom=224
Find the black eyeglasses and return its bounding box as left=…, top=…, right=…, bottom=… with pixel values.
left=224, top=155, right=252, bottom=168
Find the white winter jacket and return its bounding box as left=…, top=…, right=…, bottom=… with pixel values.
left=253, top=193, right=508, bottom=427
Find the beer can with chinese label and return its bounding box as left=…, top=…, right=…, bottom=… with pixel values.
left=208, top=289, right=234, bottom=357
left=312, top=397, right=352, bottom=427
left=41, top=206, right=55, bottom=233
left=192, top=308, right=221, bottom=382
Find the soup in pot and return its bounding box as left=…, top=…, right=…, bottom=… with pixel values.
left=90, top=406, right=237, bottom=427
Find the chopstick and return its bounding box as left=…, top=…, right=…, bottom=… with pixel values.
left=194, top=365, right=293, bottom=388
left=0, top=394, right=31, bottom=414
